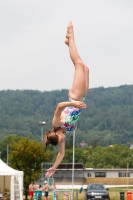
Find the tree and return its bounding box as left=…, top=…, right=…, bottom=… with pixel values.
left=62, top=147, right=87, bottom=163
left=0, top=134, right=23, bottom=162
left=9, top=137, right=51, bottom=200
left=1, top=85, right=133, bottom=146
left=84, top=145, right=133, bottom=169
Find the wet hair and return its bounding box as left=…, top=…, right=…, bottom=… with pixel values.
left=44, top=127, right=61, bottom=147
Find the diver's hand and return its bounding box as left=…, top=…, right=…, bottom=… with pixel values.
left=45, top=167, right=56, bottom=178
left=72, top=101, right=87, bottom=108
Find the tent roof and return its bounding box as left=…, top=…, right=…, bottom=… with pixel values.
left=0, top=159, right=23, bottom=176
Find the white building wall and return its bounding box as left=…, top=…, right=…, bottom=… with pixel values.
left=106, top=171, right=118, bottom=178
left=84, top=171, right=95, bottom=178
left=54, top=170, right=84, bottom=178
left=54, top=169, right=133, bottom=179
left=130, top=172, right=133, bottom=177
left=76, top=172, right=84, bottom=177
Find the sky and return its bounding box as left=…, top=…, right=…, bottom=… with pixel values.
left=0, top=0, right=133, bottom=91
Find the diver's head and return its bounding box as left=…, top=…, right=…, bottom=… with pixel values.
left=44, top=127, right=66, bottom=147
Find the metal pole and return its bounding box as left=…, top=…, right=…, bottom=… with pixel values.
left=72, top=129, right=75, bottom=200
left=39, top=121, right=46, bottom=185
left=39, top=121, right=46, bottom=142
left=7, top=144, right=9, bottom=165
left=76, top=191, right=78, bottom=200
left=41, top=126, right=44, bottom=142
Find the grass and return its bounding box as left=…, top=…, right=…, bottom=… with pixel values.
left=25, top=187, right=133, bottom=199
left=108, top=187, right=133, bottom=200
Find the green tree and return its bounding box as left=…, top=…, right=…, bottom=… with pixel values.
left=84, top=145, right=133, bottom=169
left=0, top=134, right=23, bottom=162
left=9, top=137, right=51, bottom=200
left=1, top=85, right=133, bottom=146
left=63, top=147, right=87, bottom=163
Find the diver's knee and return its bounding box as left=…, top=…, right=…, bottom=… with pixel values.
left=84, top=65, right=89, bottom=74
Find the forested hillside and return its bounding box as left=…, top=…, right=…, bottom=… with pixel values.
left=0, top=85, right=133, bottom=146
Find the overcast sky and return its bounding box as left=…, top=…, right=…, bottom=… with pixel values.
left=0, top=0, right=133, bottom=91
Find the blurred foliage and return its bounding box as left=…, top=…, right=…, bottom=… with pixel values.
left=0, top=134, right=23, bottom=162
left=0, top=86, right=133, bottom=147
left=63, top=144, right=133, bottom=169
left=0, top=85, right=133, bottom=169
left=9, top=137, right=50, bottom=193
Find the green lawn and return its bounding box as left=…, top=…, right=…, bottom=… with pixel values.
left=25, top=187, right=133, bottom=200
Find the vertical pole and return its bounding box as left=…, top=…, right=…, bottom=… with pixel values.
left=39, top=121, right=46, bottom=185
left=127, top=162, right=129, bottom=190
left=72, top=130, right=75, bottom=200
left=41, top=126, right=43, bottom=142
left=76, top=191, right=78, bottom=200
left=7, top=144, right=9, bottom=165
left=40, top=125, right=44, bottom=185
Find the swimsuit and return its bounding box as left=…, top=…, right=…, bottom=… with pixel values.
left=61, top=94, right=86, bottom=133
left=44, top=191, right=48, bottom=197
left=29, top=191, right=34, bottom=197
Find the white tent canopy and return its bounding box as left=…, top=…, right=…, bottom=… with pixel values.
left=0, top=159, right=23, bottom=200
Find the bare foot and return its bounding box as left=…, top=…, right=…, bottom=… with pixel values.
left=64, top=22, right=74, bottom=46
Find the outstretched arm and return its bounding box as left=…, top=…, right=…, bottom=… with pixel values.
left=45, top=141, right=65, bottom=178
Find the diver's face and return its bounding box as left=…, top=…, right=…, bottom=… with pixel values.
left=56, top=131, right=66, bottom=143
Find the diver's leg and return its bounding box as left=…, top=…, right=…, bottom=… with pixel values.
left=65, top=22, right=89, bottom=100
left=84, top=65, right=89, bottom=94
